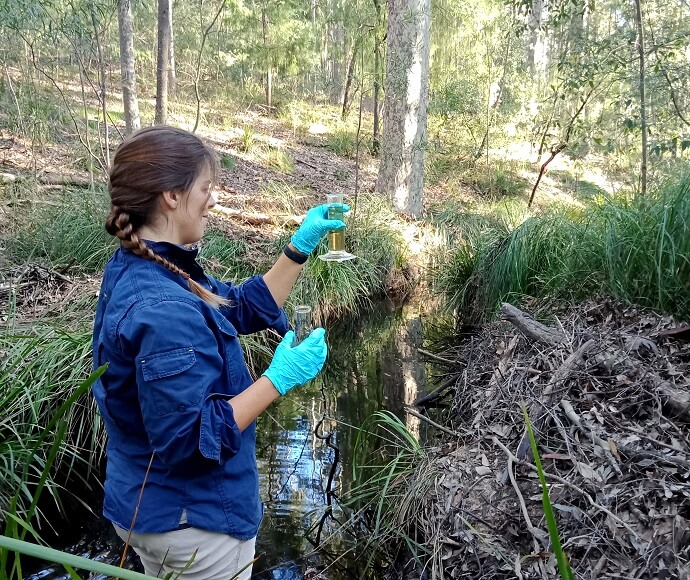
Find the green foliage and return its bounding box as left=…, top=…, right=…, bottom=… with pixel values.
left=6, top=186, right=116, bottom=272
left=240, top=126, right=255, bottom=152
left=261, top=180, right=307, bottom=215
left=0, top=311, right=107, bottom=576
left=469, top=161, right=529, bottom=199
left=260, top=145, right=294, bottom=173
left=436, top=176, right=690, bottom=322
left=220, top=154, right=236, bottom=170
left=199, top=231, right=255, bottom=281
left=0, top=535, right=158, bottom=579
left=523, top=406, right=575, bottom=580
left=343, top=410, right=429, bottom=571
left=326, top=127, right=357, bottom=158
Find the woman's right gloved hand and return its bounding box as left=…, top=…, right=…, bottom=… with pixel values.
left=262, top=328, right=327, bottom=395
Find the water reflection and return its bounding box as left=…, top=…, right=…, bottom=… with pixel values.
left=254, top=303, right=428, bottom=578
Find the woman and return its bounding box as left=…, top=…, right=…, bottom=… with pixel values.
left=91, top=126, right=344, bottom=579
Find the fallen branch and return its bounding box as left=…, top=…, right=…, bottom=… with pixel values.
left=560, top=399, right=622, bottom=476
left=500, top=303, right=567, bottom=347
left=656, top=381, right=690, bottom=423
left=404, top=406, right=460, bottom=438
left=418, top=348, right=456, bottom=365
left=515, top=339, right=595, bottom=460
left=492, top=436, right=641, bottom=540
left=0, top=171, right=92, bottom=187
left=211, top=204, right=302, bottom=226
left=413, top=374, right=457, bottom=408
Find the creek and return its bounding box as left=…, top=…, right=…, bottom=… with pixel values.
left=25, top=301, right=440, bottom=580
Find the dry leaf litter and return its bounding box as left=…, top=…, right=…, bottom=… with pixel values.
left=411, top=299, right=690, bottom=579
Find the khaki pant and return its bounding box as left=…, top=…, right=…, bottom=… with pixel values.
left=114, top=525, right=256, bottom=579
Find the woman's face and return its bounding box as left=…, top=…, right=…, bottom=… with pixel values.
left=173, top=163, right=215, bottom=245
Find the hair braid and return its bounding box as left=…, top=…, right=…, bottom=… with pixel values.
left=107, top=207, right=228, bottom=308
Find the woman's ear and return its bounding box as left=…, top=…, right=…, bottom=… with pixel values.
left=160, top=190, right=180, bottom=210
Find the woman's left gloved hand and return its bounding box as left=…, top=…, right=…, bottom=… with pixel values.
left=262, top=328, right=327, bottom=395
left=290, top=203, right=349, bottom=255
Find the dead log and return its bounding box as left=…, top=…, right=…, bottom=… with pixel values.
left=211, top=204, right=302, bottom=226
left=38, top=172, right=92, bottom=187
left=1, top=171, right=92, bottom=187
left=657, top=381, right=690, bottom=423
left=500, top=303, right=567, bottom=346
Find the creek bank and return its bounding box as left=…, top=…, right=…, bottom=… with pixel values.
left=406, top=298, right=690, bottom=578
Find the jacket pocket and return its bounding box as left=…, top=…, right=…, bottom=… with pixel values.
left=139, top=347, right=201, bottom=416
left=141, top=347, right=196, bottom=381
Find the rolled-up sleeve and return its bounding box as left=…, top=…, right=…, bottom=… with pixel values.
left=124, top=299, right=242, bottom=467
left=213, top=275, right=289, bottom=335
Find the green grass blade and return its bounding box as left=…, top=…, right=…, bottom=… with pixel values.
left=0, top=535, right=159, bottom=579
left=523, top=405, right=574, bottom=580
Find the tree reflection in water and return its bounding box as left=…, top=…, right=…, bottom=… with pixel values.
left=254, top=303, right=429, bottom=579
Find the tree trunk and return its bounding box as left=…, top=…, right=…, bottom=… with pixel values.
left=525, top=0, right=546, bottom=74
left=261, top=7, right=272, bottom=110
left=193, top=0, right=228, bottom=132
left=341, top=37, right=361, bottom=120
left=632, top=0, right=648, bottom=196
left=329, top=0, right=344, bottom=104
left=375, top=0, right=431, bottom=218
left=91, top=7, right=109, bottom=168
left=155, top=0, right=172, bottom=125
left=117, top=0, right=140, bottom=134
left=168, top=1, right=176, bottom=96
left=381, top=315, right=426, bottom=438
left=372, top=0, right=384, bottom=154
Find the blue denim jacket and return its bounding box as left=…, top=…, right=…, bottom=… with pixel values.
left=91, top=241, right=288, bottom=539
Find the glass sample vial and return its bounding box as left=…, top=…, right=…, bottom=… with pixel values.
left=318, top=193, right=356, bottom=262
left=292, top=305, right=313, bottom=347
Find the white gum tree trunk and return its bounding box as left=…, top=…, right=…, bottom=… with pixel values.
left=375, top=0, right=431, bottom=219
left=117, top=0, right=140, bottom=134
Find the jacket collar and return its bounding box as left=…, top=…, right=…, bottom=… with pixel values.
left=122, top=240, right=205, bottom=279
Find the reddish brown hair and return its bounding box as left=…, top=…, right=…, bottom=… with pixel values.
left=105, top=126, right=227, bottom=307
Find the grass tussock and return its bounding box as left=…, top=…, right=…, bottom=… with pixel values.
left=435, top=176, right=690, bottom=322
left=6, top=185, right=116, bottom=272
left=338, top=410, right=431, bottom=574
left=0, top=319, right=104, bottom=539
left=294, top=194, right=408, bottom=321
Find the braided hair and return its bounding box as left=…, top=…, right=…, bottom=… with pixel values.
left=105, top=126, right=228, bottom=308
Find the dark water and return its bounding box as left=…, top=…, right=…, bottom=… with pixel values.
left=26, top=302, right=438, bottom=580
left=253, top=303, right=431, bottom=578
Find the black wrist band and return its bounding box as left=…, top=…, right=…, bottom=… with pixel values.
left=283, top=244, right=309, bottom=264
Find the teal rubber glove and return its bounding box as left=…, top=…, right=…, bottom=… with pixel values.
left=262, top=327, right=328, bottom=395
left=291, top=203, right=349, bottom=255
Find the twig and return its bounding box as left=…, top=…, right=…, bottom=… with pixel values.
left=404, top=407, right=460, bottom=438
left=561, top=399, right=622, bottom=476
left=500, top=303, right=567, bottom=346
left=506, top=453, right=546, bottom=555
left=412, top=374, right=457, bottom=407
left=617, top=444, right=690, bottom=470
left=418, top=348, right=456, bottom=365
left=516, top=339, right=595, bottom=460
left=118, top=451, right=155, bottom=574
left=211, top=204, right=302, bottom=225
left=492, top=436, right=641, bottom=540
